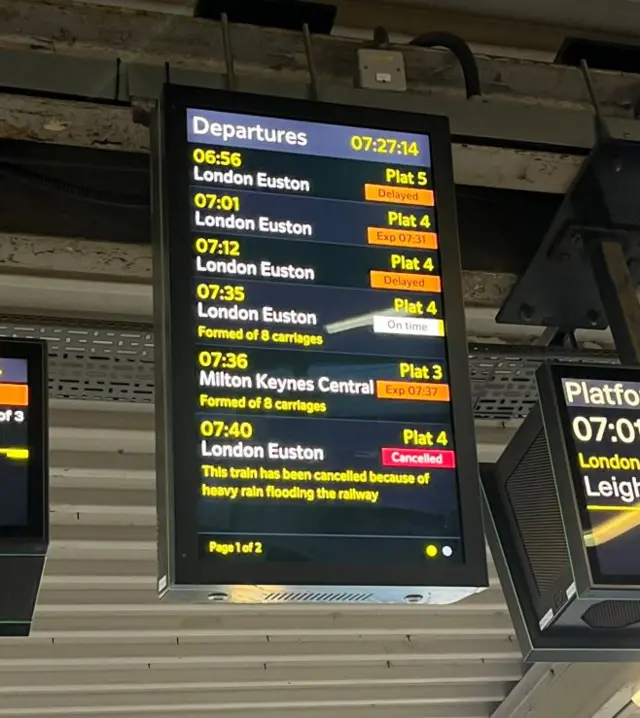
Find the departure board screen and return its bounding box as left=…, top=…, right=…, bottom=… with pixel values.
left=557, top=366, right=640, bottom=586
left=155, top=86, right=485, bottom=593
left=0, top=358, right=30, bottom=527
left=0, top=339, right=47, bottom=540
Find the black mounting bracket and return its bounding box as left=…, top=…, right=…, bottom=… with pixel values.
left=497, top=137, right=640, bottom=364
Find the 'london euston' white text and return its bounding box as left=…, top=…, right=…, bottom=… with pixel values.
left=193, top=167, right=311, bottom=193
left=196, top=257, right=315, bottom=281
left=197, top=303, right=317, bottom=325
left=194, top=212, right=313, bottom=236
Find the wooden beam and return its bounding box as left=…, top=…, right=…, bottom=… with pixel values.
left=334, top=1, right=567, bottom=53
left=451, top=144, right=580, bottom=194
left=0, top=94, right=148, bottom=151
left=0, top=0, right=637, bottom=198
left=0, top=0, right=637, bottom=114
left=0, top=93, right=582, bottom=192
left=67, top=0, right=640, bottom=55
left=334, top=0, right=640, bottom=54
left=0, top=233, right=153, bottom=282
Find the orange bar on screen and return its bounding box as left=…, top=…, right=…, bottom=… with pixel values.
left=364, top=184, right=435, bottom=207
left=376, top=381, right=450, bottom=402
left=0, top=383, right=28, bottom=407
left=370, top=270, right=441, bottom=293
left=367, top=227, right=438, bottom=250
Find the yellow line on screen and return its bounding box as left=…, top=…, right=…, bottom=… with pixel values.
left=587, top=505, right=640, bottom=512
left=584, top=504, right=640, bottom=546
left=0, top=447, right=29, bottom=460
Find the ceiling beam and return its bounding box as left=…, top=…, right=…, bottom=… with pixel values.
left=331, top=0, right=640, bottom=53
left=0, top=93, right=581, bottom=192
left=0, top=1, right=638, bottom=197
left=331, top=3, right=543, bottom=52
left=0, top=0, right=637, bottom=115
left=28, top=0, right=640, bottom=54
left=0, top=1, right=637, bottom=200
left=0, top=94, right=148, bottom=152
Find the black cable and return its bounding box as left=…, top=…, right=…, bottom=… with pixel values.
left=409, top=31, right=482, bottom=99
left=0, top=162, right=148, bottom=209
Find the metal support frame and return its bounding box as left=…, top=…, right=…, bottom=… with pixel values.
left=497, top=164, right=640, bottom=359
left=577, top=61, right=640, bottom=365
left=533, top=327, right=578, bottom=349
left=590, top=240, right=640, bottom=364
left=498, top=59, right=640, bottom=360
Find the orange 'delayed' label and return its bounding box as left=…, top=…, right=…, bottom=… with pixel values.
left=364, top=184, right=435, bottom=206
left=370, top=270, right=441, bottom=293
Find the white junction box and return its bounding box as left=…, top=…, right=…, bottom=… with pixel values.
left=357, top=48, right=407, bottom=91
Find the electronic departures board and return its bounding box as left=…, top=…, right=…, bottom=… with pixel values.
left=554, top=364, right=640, bottom=587
left=154, top=86, right=487, bottom=603
left=0, top=340, right=47, bottom=538
left=0, top=338, right=48, bottom=637
left=0, top=358, right=30, bottom=528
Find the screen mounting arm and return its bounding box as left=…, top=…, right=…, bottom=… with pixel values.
left=590, top=240, right=640, bottom=365
left=579, top=60, right=640, bottom=365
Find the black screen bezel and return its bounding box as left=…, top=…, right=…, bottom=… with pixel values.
left=0, top=338, right=48, bottom=545
left=539, top=361, right=640, bottom=590
left=156, top=84, right=487, bottom=589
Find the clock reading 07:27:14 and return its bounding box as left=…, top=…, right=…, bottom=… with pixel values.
left=349, top=136, right=420, bottom=156
left=571, top=415, right=640, bottom=444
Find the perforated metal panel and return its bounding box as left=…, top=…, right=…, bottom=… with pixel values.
left=582, top=600, right=640, bottom=629
left=0, top=320, right=619, bottom=419
left=505, top=430, right=569, bottom=596
left=263, top=590, right=374, bottom=603
left=469, top=349, right=618, bottom=420
left=0, top=321, right=155, bottom=403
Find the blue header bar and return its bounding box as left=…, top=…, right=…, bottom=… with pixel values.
left=0, top=358, right=27, bottom=384
left=186, top=109, right=431, bottom=167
